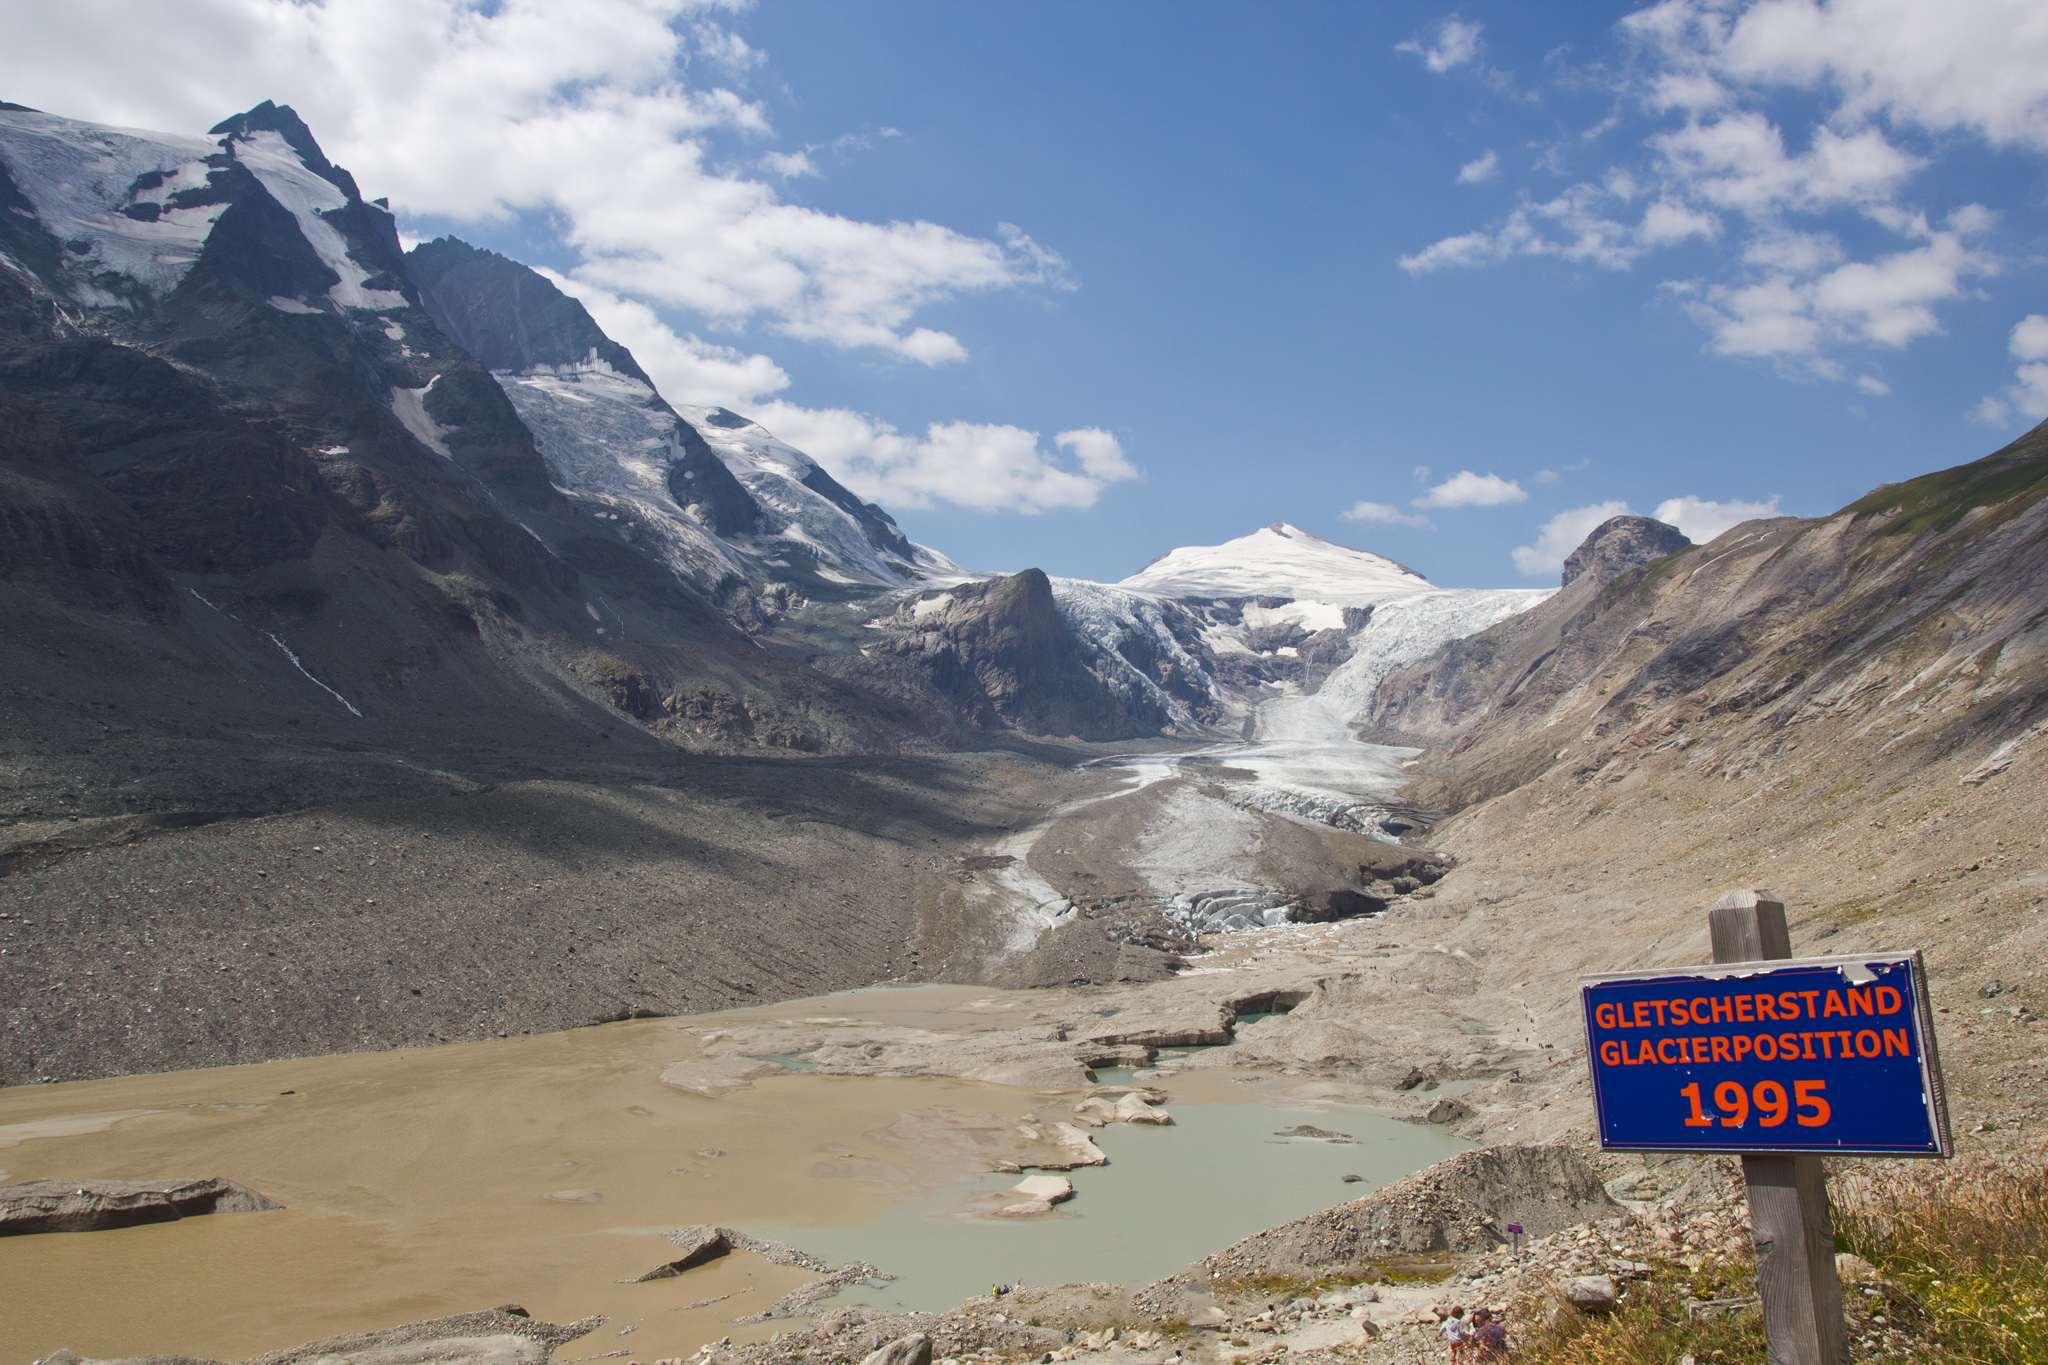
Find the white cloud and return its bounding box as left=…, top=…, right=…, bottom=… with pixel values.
left=1681, top=211, right=1995, bottom=365
left=760, top=149, right=818, bottom=179
left=1400, top=18, right=1484, bottom=73
left=1534, top=468, right=1561, bottom=483
left=1512, top=500, right=1633, bottom=576
left=1400, top=0, right=2046, bottom=388
left=751, top=403, right=1139, bottom=514
left=1651, top=493, right=1783, bottom=542
left=1400, top=183, right=1673, bottom=274
left=1973, top=313, right=2048, bottom=425
left=1413, top=470, right=1528, bottom=508
left=1649, top=114, right=1922, bottom=216
left=1340, top=501, right=1433, bottom=528
left=1457, top=150, right=1500, bottom=184
left=540, top=271, right=790, bottom=409
left=1708, top=0, right=2048, bottom=151
left=0, top=0, right=1066, bottom=364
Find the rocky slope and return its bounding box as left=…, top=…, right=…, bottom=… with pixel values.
left=0, top=101, right=1549, bottom=1088
left=0, top=101, right=1124, bottom=1084
left=1342, top=426, right=2048, bottom=1151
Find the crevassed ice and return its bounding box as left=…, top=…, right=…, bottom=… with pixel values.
left=0, top=110, right=224, bottom=301
left=673, top=403, right=969, bottom=588
left=493, top=364, right=748, bottom=589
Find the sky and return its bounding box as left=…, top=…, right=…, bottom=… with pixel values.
left=4, top=0, right=2048, bottom=587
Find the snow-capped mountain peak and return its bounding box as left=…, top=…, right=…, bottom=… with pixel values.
left=405, top=235, right=966, bottom=599
left=1119, top=522, right=1431, bottom=604
left=0, top=100, right=409, bottom=317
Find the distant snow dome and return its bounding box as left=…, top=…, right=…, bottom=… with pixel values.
left=1117, top=523, right=1432, bottom=605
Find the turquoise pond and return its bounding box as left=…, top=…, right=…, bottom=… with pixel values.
left=732, top=1095, right=1470, bottom=1312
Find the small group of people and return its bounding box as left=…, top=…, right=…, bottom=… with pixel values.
left=1437, top=1305, right=1510, bottom=1359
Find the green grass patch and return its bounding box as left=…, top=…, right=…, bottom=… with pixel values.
left=1842, top=431, right=2048, bottom=544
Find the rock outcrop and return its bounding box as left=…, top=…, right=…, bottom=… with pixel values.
left=1196, top=1145, right=1618, bottom=1282
left=873, top=570, right=1167, bottom=740
left=0, top=1177, right=281, bottom=1235
left=1559, top=515, right=1691, bottom=588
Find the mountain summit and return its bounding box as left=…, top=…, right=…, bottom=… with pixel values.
left=1121, top=522, right=1430, bottom=603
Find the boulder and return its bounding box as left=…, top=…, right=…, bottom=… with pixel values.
left=1559, top=1275, right=1620, bottom=1313
left=1418, top=1098, right=1473, bottom=1125
left=622, top=1224, right=731, bottom=1281
left=0, top=1178, right=281, bottom=1235
left=1050, top=1123, right=1108, bottom=1167
left=1834, top=1252, right=1878, bottom=1284
left=859, top=1334, right=932, bottom=1365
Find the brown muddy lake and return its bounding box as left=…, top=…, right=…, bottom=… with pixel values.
left=0, top=984, right=1464, bottom=1364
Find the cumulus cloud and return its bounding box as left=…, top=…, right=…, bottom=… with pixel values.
left=751, top=404, right=1138, bottom=514
left=0, top=0, right=1066, bottom=364
left=1398, top=0, right=2047, bottom=387
left=1972, top=313, right=2048, bottom=425
left=1651, top=493, right=1783, bottom=542
left=1705, top=0, right=2048, bottom=151
left=1457, top=150, right=1500, bottom=184
left=1677, top=208, right=1996, bottom=366
left=1413, top=470, right=1528, bottom=508
left=1512, top=500, right=1633, bottom=577
left=1400, top=18, right=1483, bottom=73
left=1341, top=500, right=1433, bottom=528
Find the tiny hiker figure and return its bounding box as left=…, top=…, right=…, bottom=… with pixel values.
left=1469, top=1308, right=1509, bottom=1358
left=1438, top=1305, right=1470, bottom=1361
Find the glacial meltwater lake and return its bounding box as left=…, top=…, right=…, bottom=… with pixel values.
left=732, top=1093, right=1467, bottom=1312
left=0, top=984, right=1466, bottom=1364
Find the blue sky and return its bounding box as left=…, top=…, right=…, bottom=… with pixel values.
left=6, top=0, right=2048, bottom=586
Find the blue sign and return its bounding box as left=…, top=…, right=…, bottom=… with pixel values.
left=1580, top=952, right=1951, bottom=1156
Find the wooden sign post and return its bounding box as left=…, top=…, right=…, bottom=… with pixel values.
left=1710, top=890, right=1847, bottom=1365
left=1579, top=889, right=1953, bottom=1365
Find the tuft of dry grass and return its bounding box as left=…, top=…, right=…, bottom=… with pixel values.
left=1833, top=1144, right=2048, bottom=1365
left=1511, top=1260, right=1765, bottom=1365
left=1514, top=1146, right=2046, bottom=1365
